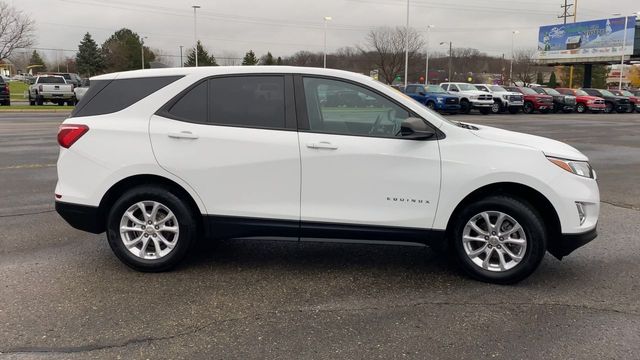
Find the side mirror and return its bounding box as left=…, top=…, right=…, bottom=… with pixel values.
left=400, top=117, right=436, bottom=140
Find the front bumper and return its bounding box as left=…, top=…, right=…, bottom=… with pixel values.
left=470, top=100, right=494, bottom=108
left=549, top=225, right=598, bottom=259
left=55, top=201, right=104, bottom=234
left=436, top=103, right=461, bottom=112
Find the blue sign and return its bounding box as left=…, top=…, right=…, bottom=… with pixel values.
left=537, top=16, right=636, bottom=59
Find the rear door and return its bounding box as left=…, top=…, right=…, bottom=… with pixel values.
left=150, top=74, right=301, bottom=234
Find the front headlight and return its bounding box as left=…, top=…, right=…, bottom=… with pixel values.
left=547, top=157, right=594, bottom=178
left=502, top=95, right=510, bottom=100
left=469, top=95, right=479, bottom=100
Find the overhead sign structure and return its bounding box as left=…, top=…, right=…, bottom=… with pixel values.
left=537, top=16, right=636, bottom=61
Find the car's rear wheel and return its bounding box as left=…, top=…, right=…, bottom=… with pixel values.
left=451, top=195, right=546, bottom=284
left=106, top=186, right=196, bottom=272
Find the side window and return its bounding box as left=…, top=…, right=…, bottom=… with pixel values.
left=168, top=81, right=207, bottom=122
left=416, top=86, right=425, bottom=93
left=450, top=84, right=459, bottom=92
left=209, top=76, right=285, bottom=129
left=441, top=84, right=449, bottom=91
left=302, top=77, right=410, bottom=138
left=405, top=85, right=416, bottom=94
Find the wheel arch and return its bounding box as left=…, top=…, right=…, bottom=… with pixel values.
left=96, top=174, right=205, bottom=235
left=444, top=182, right=561, bottom=253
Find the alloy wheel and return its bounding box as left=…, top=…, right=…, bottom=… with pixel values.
left=119, top=201, right=179, bottom=260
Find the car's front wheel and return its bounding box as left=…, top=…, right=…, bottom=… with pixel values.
left=106, top=186, right=197, bottom=272
left=451, top=195, right=546, bottom=284
left=576, top=103, right=586, bottom=113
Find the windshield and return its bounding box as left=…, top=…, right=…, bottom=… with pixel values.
left=574, top=90, right=588, bottom=96
left=38, top=76, right=65, bottom=84
left=489, top=85, right=506, bottom=92
left=600, top=90, right=615, bottom=97
left=457, top=83, right=477, bottom=91
left=426, top=85, right=447, bottom=94
left=620, top=90, right=633, bottom=96
left=544, top=88, right=561, bottom=96
left=520, top=87, right=538, bottom=95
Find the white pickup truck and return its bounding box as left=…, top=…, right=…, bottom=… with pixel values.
left=440, top=82, right=494, bottom=114
left=474, top=84, right=524, bottom=114
left=29, top=75, right=76, bottom=106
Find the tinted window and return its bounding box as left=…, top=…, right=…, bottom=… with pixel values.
left=72, top=76, right=182, bottom=117
left=405, top=85, right=417, bottom=94
left=302, top=77, right=410, bottom=138
left=209, top=76, right=285, bottom=128
left=39, top=76, right=65, bottom=84
left=168, top=81, right=207, bottom=122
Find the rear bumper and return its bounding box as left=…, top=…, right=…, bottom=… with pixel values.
left=55, top=201, right=104, bottom=234
left=549, top=225, right=598, bottom=259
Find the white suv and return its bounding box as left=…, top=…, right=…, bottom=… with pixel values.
left=440, top=82, right=495, bottom=114
left=56, top=66, right=599, bottom=284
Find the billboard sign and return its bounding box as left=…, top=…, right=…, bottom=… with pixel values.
left=537, top=16, right=636, bottom=60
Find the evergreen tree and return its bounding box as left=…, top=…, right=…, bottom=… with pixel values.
left=241, top=50, right=258, bottom=65
left=76, top=32, right=105, bottom=77
left=547, top=72, right=558, bottom=88
left=29, top=50, right=47, bottom=73
left=102, top=28, right=155, bottom=72
left=184, top=41, right=217, bottom=67
left=261, top=52, right=275, bottom=65
left=536, top=72, right=544, bottom=85
left=276, top=56, right=283, bottom=65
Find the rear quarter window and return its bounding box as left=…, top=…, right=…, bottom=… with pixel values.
left=71, top=76, right=183, bottom=118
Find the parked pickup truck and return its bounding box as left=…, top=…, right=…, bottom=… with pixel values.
left=402, top=84, right=461, bottom=114
left=440, top=82, right=494, bottom=114
left=610, top=89, right=639, bottom=113
left=555, top=88, right=605, bottom=113
left=581, top=88, right=631, bottom=114
left=504, top=86, right=553, bottom=114
left=28, top=75, right=75, bottom=106
left=531, top=87, right=576, bottom=113
left=474, top=84, right=523, bottom=114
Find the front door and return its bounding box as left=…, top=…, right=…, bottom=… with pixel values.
left=297, top=76, right=441, bottom=232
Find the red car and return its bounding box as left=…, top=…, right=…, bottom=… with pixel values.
left=504, top=86, right=553, bottom=114
left=556, top=88, right=606, bottom=113
left=610, top=89, right=640, bottom=113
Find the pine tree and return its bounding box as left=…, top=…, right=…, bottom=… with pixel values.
left=241, top=50, right=258, bottom=65
left=76, top=32, right=105, bottom=77
left=29, top=50, right=47, bottom=73
left=184, top=41, right=217, bottom=67
left=536, top=72, right=544, bottom=85
left=547, top=72, right=558, bottom=88
left=261, top=52, right=275, bottom=65
left=276, top=56, right=283, bottom=65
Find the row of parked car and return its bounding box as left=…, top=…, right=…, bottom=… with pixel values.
left=395, top=82, right=640, bottom=115
left=0, top=72, right=89, bottom=107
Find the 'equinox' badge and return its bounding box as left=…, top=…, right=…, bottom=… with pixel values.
left=387, top=197, right=430, bottom=205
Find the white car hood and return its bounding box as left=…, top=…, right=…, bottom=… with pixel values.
left=470, top=124, right=588, bottom=161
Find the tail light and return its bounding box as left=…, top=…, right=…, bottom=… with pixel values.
left=58, top=124, right=89, bottom=148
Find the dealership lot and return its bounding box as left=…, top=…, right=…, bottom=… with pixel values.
left=1, top=112, right=639, bottom=359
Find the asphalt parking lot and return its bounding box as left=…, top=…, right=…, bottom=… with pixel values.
left=1, top=111, right=639, bottom=359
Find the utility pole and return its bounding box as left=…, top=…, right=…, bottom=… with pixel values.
left=192, top=5, right=201, bottom=67
left=404, top=0, right=410, bottom=87
left=559, top=0, right=576, bottom=87
left=424, top=25, right=434, bottom=85
left=179, top=46, right=184, bottom=67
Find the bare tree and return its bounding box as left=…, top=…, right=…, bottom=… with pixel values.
left=512, top=48, right=538, bottom=86
left=0, top=1, right=36, bottom=61
left=363, top=26, right=424, bottom=84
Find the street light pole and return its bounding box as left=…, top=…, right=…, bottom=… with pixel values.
left=509, top=30, right=519, bottom=85
left=425, top=25, right=434, bottom=85
left=192, top=5, right=201, bottom=67
left=323, top=16, right=332, bottom=68
left=404, top=0, right=410, bottom=87
left=141, top=36, right=147, bottom=69
left=179, top=45, right=184, bottom=67
left=440, top=41, right=452, bottom=81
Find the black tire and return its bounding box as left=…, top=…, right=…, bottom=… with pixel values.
left=460, top=99, right=471, bottom=114
left=576, top=103, right=586, bottom=113
left=450, top=195, right=547, bottom=284
left=522, top=101, right=534, bottom=114
left=106, top=185, right=197, bottom=272
left=479, top=107, right=491, bottom=115
left=604, top=102, right=613, bottom=114
left=508, top=106, right=520, bottom=114
left=58, top=101, right=65, bottom=106
left=36, top=96, right=44, bottom=106
left=425, top=101, right=436, bottom=110
left=490, top=101, right=502, bottom=114
left=1, top=100, right=9, bottom=106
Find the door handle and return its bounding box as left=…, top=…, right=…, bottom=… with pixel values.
left=306, top=141, right=338, bottom=150
left=168, top=131, right=199, bottom=140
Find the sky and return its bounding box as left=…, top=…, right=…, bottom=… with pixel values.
left=12, top=0, right=640, bottom=66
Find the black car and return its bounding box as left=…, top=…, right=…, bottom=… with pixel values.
left=0, top=77, right=10, bottom=106
left=532, top=87, right=576, bottom=113
left=581, top=88, right=631, bottom=113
